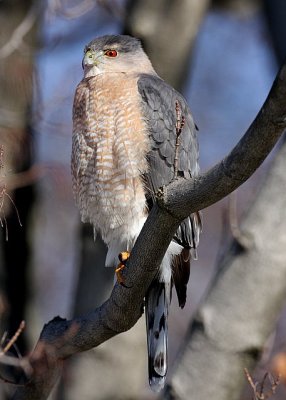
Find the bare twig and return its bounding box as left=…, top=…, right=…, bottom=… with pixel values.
left=244, top=368, right=280, bottom=400
left=0, top=148, right=49, bottom=239
left=0, top=4, right=39, bottom=59
left=0, top=321, right=26, bottom=356
left=0, top=145, right=4, bottom=170
left=0, top=178, right=23, bottom=239
left=5, top=163, right=49, bottom=191
left=48, top=0, right=96, bottom=18
left=173, top=100, right=185, bottom=179
left=47, top=0, right=124, bottom=19
left=0, top=321, right=31, bottom=385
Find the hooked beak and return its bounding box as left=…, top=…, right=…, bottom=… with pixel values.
left=82, top=50, right=103, bottom=70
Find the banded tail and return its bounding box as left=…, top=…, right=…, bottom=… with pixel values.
left=145, top=279, right=171, bottom=392
left=145, top=214, right=201, bottom=391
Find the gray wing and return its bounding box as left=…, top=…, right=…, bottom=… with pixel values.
left=138, top=74, right=202, bottom=390
left=137, top=73, right=201, bottom=259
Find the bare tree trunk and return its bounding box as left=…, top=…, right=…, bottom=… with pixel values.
left=0, top=0, right=38, bottom=352
left=164, top=137, right=286, bottom=400
left=124, top=0, right=210, bottom=89
left=263, top=0, right=286, bottom=64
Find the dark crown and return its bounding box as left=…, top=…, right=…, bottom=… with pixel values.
left=86, top=35, right=142, bottom=54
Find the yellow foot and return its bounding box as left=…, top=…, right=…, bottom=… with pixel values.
left=118, top=251, right=130, bottom=264
left=116, top=251, right=130, bottom=287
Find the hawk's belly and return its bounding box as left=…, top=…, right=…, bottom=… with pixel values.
left=73, top=73, right=149, bottom=252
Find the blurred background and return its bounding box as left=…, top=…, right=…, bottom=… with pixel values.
left=0, top=0, right=286, bottom=399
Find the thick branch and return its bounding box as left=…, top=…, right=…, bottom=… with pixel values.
left=162, top=62, right=286, bottom=219
left=12, top=64, right=286, bottom=400
left=164, top=120, right=286, bottom=400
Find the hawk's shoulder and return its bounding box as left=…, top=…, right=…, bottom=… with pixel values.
left=137, top=73, right=199, bottom=192
left=137, top=73, right=201, bottom=285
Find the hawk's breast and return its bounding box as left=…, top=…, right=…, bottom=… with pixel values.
left=72, top=72, right=150, bottom=245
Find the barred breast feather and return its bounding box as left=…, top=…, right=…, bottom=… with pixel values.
left=72, top=72, right=150, bottom=265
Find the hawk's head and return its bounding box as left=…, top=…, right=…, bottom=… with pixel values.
left=82, top=35, right=155, bottom=78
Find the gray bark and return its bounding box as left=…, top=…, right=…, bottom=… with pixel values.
left=10, top=61, right=286, bottom=400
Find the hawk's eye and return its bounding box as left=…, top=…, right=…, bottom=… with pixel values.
left=104, top=49, right=118, bottom=58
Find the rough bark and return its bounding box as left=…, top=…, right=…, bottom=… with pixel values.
left=10, top=61, right=286, bottom=400
left=124, top=0, right=210, bottom=89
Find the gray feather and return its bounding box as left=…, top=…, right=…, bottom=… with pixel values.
left=86, top=34, right=142, bottom=54
left=138, top=73, right=201, bottom=249
left=145, top=280, right=171, bottom=392
left=138, top=73, right=202, bottom=391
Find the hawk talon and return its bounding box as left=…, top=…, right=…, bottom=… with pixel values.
left=118, top=251, right=130, bottom=263
left=156, top=186, right=167, bottom=207
left=116, top=251, right=131, bottom=288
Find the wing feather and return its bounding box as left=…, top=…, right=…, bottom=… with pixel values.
left=137, top=73, right=201, bottom=252
left=138, top=74, right=202, bottom=389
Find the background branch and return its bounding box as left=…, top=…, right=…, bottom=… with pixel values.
left=12, top=63, right=286, bottom=400
left=124, top=0, right=210, bottom=89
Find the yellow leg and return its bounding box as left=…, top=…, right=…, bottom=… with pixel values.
left=116, top=251, right=130, bottom=286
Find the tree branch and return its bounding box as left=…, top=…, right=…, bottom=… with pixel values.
left=124, top=0, right=210, bottom=89
left=162, top=62, right=286, bottom=219
left=164, top=119, right=286, bottom=400
left=12, top=64, right=286, bottom=400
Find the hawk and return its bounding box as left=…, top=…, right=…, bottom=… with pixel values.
left=72, top=34, right=201, bottom=391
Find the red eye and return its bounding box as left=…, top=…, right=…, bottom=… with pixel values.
left=104, top=49, right=118, bottom=57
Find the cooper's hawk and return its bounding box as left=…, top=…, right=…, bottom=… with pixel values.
left=72, top=35, right=201, bottom=391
